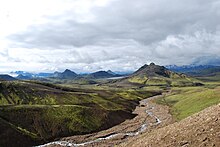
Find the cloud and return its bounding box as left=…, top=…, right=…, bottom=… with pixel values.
left=151, top=30, right=220, bottom=64
left=1, top=0, right=220, bottom=72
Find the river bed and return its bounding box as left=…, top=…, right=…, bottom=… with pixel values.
left=36, top=94, right=172, bottom=147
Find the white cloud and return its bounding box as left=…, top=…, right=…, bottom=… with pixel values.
left=0, top=0, right=220, bottom=73
left=0, top=0, right=112, bottom=37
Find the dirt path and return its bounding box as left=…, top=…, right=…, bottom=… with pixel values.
left=37, top=93, right=173, bottom=147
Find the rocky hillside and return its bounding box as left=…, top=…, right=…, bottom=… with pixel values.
left=52, top=69, right=78, bottom=79
left=120, top=103, right=220, bottom=147
left=114, top=63, right=202, bottom=87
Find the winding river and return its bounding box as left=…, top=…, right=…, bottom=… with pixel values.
left=36, top=97, right=162, bottom=147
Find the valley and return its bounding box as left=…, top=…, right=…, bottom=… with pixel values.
left=36, top=92, right=172, bottom=147
left=0, top=79, right=159, bottom=146
left=2, top=1, right=220, bottom=146
left=0, top=63, right=220, bottom=147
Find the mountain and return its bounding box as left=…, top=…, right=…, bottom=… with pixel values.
left=52, top=69, right=78, bottom=79
left=114, top=63, right=201, bottom=87
left=11, top=71, right=33, bottom=77
left=166, top=64, right=220, bottom=77
left=11, top=71, right=54, bottom=79
left=132, top=63, right=175, bottom=77
left=13, top=69, right=122, bottom=81
left=36, top=73, right=54, bottom=77
left=107, top=70, right=117, bottom=75
left=87, top=71, right=114, bottom=79
left=16, top=74, right=32, bottom=80
left=87, top=70, right=122, bottom=79
left=0, top=74, right=17, bottom=81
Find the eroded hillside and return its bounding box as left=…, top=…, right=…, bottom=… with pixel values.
left=0, top=80, right=159, bottom=146
left=120, top=103, right=220, bottom=147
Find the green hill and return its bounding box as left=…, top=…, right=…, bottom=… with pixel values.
left=155, top=86, right=220, bottom=120
left=114, top=63, right=202, bottom=87
left=0, top=80, right=159, bottom=146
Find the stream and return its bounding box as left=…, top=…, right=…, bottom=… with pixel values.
left=36, top=98, right=162, bottom=147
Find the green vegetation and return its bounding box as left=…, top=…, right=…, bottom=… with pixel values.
left=0, top=105, right=108, bottom=140
left=128, top=76, right=148, bottom=84
left=0, top=80, right=159, bottom=146
left=127, top=75, right=201, bottom=87
left=121, top=63, right=202, bottom=87
left=195, top=72, right=220, bottom=82
left=0, top=117, right=39, bottom=139
left=2, top=63, right=219, bottom=146
left=155, top=86, right=220, bottom=120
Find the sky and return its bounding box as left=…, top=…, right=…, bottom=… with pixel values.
left=0, top=0, right=220, bottom=73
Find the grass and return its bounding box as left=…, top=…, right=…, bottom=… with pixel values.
left=1, top=72, right=219, bottom=147
left=128, top=76, right=148, bottom=84
left=0, top=117, right=39, bottom=139
left=195, top=72, right=220, bottom=82
left=0, top=80, right=160, bottom=145
left=126, top=74, right=201, bottom=87
left=146, top=78, right=169, bottom=86
left=155, top=86, right=220, bottom=120
left=0, top=105, right=106, bottom=139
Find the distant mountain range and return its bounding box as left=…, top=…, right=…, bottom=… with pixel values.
left=11, top=71, right=54, bottom=79
left=166, top=64, right=220, bottom=76
left=6, top=64, right=220, bottom=81
left=11, top=69, right=123, bottom=80
left=0, top=75, right=17, bottom=81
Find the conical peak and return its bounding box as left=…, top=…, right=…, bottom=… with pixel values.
left=149, top=62, right=155, bottom=66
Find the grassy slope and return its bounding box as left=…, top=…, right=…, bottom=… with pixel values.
left=155, top=86, right=220, bottom=120
left=127, top=73, right=201, bottom=87
left=0, top=118, right=42, bottom=147
left=0, top=105, right=107, bottom=139
left=0, top=80, right=159, bottom=146
left=195, top=72, right=220, bottom=82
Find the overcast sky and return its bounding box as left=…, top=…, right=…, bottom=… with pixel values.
left=0, top=0, right=220, bottom=73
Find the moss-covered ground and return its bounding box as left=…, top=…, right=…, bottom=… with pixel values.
left=155, top=84, right=220, bottom=120
left=0, top=80, right=159, bottom=146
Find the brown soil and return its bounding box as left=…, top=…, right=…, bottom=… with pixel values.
left=120, top=103, right=220, bottom=147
